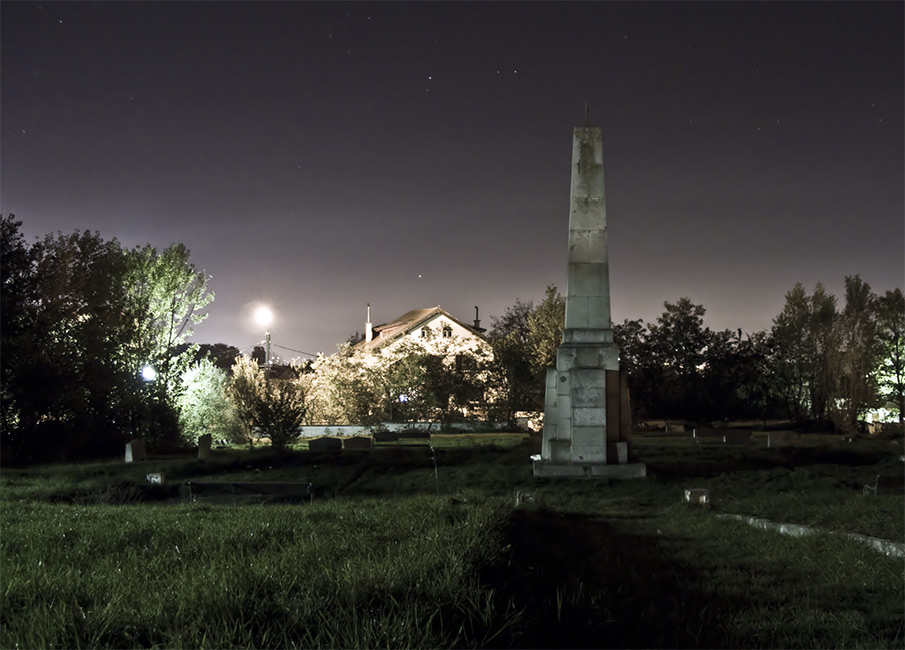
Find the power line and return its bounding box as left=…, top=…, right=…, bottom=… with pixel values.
left=272, top=343, right=318, bottom=358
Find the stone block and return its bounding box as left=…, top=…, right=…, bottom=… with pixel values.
left=556, top=347, right=578, bottom=371
left=557, top=394, right=572, bottom=415
left=572, top=425, right=605, bottom=447
left=684, top=488, right=710, bottom=506
left=572, top=386, right=605, bottom=408
left=588, top=296, right=612, bottom=329
left=568, top=230, right=591, bottom=263
left=570, top=199, right=605, bottom=230
left=573, top=368, right=606, bottom=389
left=550, top=440, right=572, bottom=463
left=571, top=444, right=607, bottom=463
left=545, top=368, right=558, bottom=390
left=533, top=461, right=589, bottom=478
left=556, top=371, right=571, bottom=396
left=125, top=439, right=146, bottom=463
left=574, top=407, right=606, bottom=427
left=587, top=227, right=608, bottom=257
left=568, top=263, right=602, bottom=298
left=343, top=436, right=373, bottom=451
left=198, top=433, right=212, bottom=460
left=563, top=329, right=613, bottom=344
left=308, top=437, right=343, bottom=452
left=556, top=412, right=572, bottom=440
left=576, top=347, right=600, bottom=368
left=588, top=463, right=646, bottom=479
left=767, top=431, right=799, bottom=448
left=565, top=296, right=589, bottom=330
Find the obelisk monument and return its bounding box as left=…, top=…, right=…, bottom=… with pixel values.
left=533, top=125, right=646, bottom=478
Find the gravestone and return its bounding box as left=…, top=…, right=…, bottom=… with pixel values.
left=309, top=437, right=343, bottom=453
left=197, top=433, right=212, bottom=460
left=533, top=125, right=645, bottom=479
left=125, top=439, right=147, bottom=463
left=685, top=488, right=710, bottom=507
left=146, top=472, right=166, bottom=486
left=767, top=430, right=799, bottom=448
left=343, top=436, right=373, bottom=451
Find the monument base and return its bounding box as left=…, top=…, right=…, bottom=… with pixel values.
left=533, top=460, right=647, bottom=479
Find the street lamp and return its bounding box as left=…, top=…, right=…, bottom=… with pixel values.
left=254, top=305, right=273, bottom=377
left=141, top=365, right=157, bottom=382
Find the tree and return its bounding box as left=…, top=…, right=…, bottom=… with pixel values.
left=228, top=356, right=307, bottom=451
left=193, top=343, right=241, bottom=373
left=177, top=358, right=244, bottom=444
left=829, top=276, right=880, bottom=431
left=126, top=243, right=214, bottom=396
left=487, top=285, right=564, bottom=419
left=646, top=298, right=713, bottom=419
left=876, top=288, right=905, bottom=424
left=613, top=318, right=659, bottom=419
left=5, top=228, right=147, bottom=460
left=0, top=216, right=36, bottom=446
left=771, top=282, right=838, bottom=422
left=0, top=220, right=218, bottom=462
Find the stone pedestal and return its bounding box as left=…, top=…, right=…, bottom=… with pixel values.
left=198, top=434, right=212, bottom=460
left=125, top=439, right=147, bottom=463
left=533, top=125, right=645, bottom=479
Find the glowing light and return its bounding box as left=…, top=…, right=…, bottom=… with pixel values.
left=254, top=306, right=273, bottom=328
left=141, top=366, right=157, bottom=381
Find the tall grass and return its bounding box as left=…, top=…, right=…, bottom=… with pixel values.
left=2, top=432, right=903, bottom=648
left=1, top=493, right=518, bottom=649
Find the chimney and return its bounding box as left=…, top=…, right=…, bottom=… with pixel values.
left=365, top=303, right=373, bottom=343
left=473, top=305, right=485, bottom=333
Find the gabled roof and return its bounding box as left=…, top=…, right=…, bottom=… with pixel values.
left=357, top=305, right=486, bottom=351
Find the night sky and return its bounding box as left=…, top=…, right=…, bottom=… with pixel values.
left=2, top=1, right=902, bottom=359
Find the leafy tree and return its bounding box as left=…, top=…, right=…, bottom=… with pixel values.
left=646, top=298, right=713, bottom=419
left=829, top=276, right=880, bottom=431
left=771, top=282, right=838, bottom=422
left=177, top=358, right=244, bottom=444
left=229, top=356, right=307, bottom=451
left=0, top=219, right=217, bottom=462
left=0, top=216, right=36, bottom=447
left=307, top=333, right=492, bottom=427
left=875, top=288, right=905, bottom=424
left=192, top=343, right=241, bottom=373
left=487, top=285, right=564, bottom=419
left=126, top=243, right=214, bottom=396
left=613, top=318, right=659, bottom=419
left=4, top=228, right=147, bottom=460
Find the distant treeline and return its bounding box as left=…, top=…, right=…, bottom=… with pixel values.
left=2, top=216, right=903, bottom=464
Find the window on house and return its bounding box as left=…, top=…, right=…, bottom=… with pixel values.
left=442, top=325, right=452, bottom=338
left=421, top=327, right=429, bottom=338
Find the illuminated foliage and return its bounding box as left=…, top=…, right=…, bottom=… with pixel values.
left=177, top=359, right=244, bottom=445
left=0, top=218, right=216, bottom=462
left=307, top=334, right=492, bottom=427
left=876, top=288, right=905, bottom=424
left=228, top=356, right=307, bottom=451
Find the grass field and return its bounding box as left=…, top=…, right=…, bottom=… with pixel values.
left=2, top=431, right=903, bottom=648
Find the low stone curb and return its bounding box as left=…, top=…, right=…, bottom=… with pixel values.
left=715, top=513, right=905, bottom=559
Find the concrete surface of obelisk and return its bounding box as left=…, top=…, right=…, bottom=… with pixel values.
left=534, top=126, right=646, bottom=478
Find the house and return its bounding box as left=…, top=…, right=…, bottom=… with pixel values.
left=356, top=304, right=490, bottom=356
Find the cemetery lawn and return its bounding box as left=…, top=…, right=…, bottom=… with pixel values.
left=1, top=432, right=903, bottom=649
